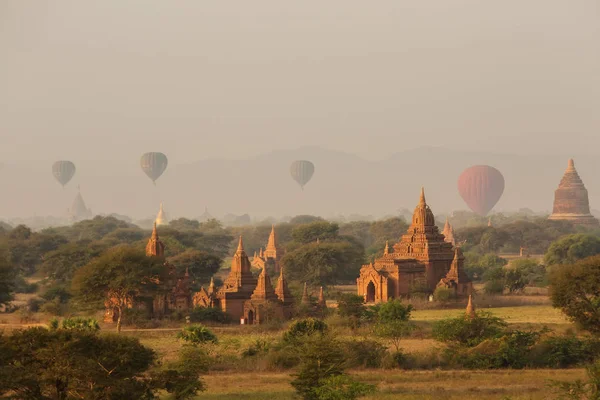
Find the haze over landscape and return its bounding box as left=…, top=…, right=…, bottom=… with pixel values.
left=1, top=0, right=599, bottom=219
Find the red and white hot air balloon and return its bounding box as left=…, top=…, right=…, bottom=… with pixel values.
left=457, top=165, right=505, bottom=216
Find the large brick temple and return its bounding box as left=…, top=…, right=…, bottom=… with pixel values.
left=356, top=188, right=471, bottom=303
left=548, top=159, right=598, bottom=227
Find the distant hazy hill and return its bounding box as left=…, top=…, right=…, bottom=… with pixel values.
left=1, top=146, right=597, bottom=220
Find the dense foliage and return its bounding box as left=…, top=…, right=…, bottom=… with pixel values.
left=549, top=255, right=600, bottom=334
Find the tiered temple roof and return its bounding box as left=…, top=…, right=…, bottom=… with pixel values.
left=549, top=159, right=599, bottom=226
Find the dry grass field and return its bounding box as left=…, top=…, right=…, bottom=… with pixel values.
left=193, top=369, right=586, bottom=400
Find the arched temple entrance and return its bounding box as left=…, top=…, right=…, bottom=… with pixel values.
left=366, top=281, right=376, bottom=303
left=247, top=310, right=254, bottom=325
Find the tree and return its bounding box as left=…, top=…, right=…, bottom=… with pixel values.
left=72, top=245, right=167, bottom=332
left=0, top=327, right=156, bottom=399
left=41, top=240, right=108, bottom=282
left=0, top=255, right=14, bottom=307
left=375, top=300, right=415, bottom=353
left=545, top=234, right=600, bottom=266
left=549, top=255, right=600, bottom=334
left=290, top=334, right=347, bottom=400
left=292, top=221, right=340, bottom=244
left=282, top=242, right=365, bottom=286
left=432, top=312, right=508, bottom=347
left=168, top=250, right=222, bottom=289
left=169, top=218, right=201, bottom=231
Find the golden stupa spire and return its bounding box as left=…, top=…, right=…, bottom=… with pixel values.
left=155, top=202, right=167, bottom=226
left=384, top=241, right=389, bottom=255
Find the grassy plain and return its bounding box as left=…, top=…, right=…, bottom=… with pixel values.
left=194, top=369, right=586, bottom=400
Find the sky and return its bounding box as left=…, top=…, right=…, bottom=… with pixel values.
left=1, top=0, right=599, bottom=164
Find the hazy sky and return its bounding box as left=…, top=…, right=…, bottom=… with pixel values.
left=2, top=0, right=599, bottom=164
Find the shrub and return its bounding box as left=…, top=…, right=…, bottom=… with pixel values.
left=283, top=318, right=328, bottom=343
left=337, top=294, right=365, bottom=319
left=178, top=324, right=218, bottom=346
left=433, top=287, right=456, bottom=303
left=529, top=335, right=600, bottom=368
left=344, top=339, right=387, bottom=369
left=27, top=298, right=44, bottom=312
left=313, top=375, right=376, bottom=400
left=377, top=299, right=413, bottom=322
left=432, top=312, right=507, bottom=347
left=484, top=280, right=504, bottom=295
left=242, top=338, right=271, bottom=358
left=189, top=307, right=231, bottom=324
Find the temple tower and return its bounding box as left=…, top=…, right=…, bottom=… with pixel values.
left=549, top=159, right=599, bottom=226
left=156, top=202, right=168, bottom=226
left=146, top=223, right=165, bottom=257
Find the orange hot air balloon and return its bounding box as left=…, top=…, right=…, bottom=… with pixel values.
left=457, top=165, right=505, bottom=216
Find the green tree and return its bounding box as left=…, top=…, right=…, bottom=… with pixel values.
left=41, top=240, right=108, bottom=282
left=292, top=221, right=340, bottom=244
left=432, top=312, right=508, bottom=347
left=0, top=327, right=157, bottom=399
left=283, top=318, right=328, bottom=343
left=0, top=255, right=14, bottom=307
left=168, top=250, right=222, bottom=289
left=290, top=334, right=347, bottom=400
left=549, top=255, right=600, bottom=334
left=169, top=218, right=201, bottom=231
left=282, top=242, right=364, bottom=286
left=545, top=234, right=600, bottom=266
left=377, top=299, right=413, bottom=322
left=72, top=245, right=167, bottom=332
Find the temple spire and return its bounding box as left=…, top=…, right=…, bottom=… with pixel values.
left=317, top=286, right=326, bottom=308
left=466, top=295, right=476, bottom=319
left=236, top=236, right=245, bottom=253
left=151, top=221, right=158, bottom=239
left=419, top=186, right=426, bottom=205
left=301, top=282, right=310, bottom=305
left=384, top=241, right=389, bottom=255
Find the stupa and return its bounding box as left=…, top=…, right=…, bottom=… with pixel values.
left=548, top=159, right=599, bottom=227
left=68, top=187, right=92, bottom=222
left=155, top=202, right=168, bottom=226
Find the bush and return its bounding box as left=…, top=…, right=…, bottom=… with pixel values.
left=432, top=312, right=507, bottom=347
left=529, top=335, right=600, bottom=368
left=337, top=294, right=365, bottom=319
left=344, top=339, right=388, bottom=369
left=283, top=318, right=328, bottom=343
left=26, top=298, right=44, bottom=312
left=242, top=338, right=271, bottom=358
left=433, top=287, right=456, bottom=303
left=13, top=276, right=38, bottom=294
left=178, top=324, right=218, bottom=346
left=484, top=280, right=504, bottom=295
left=313, top=375, right=376, bottom=400
left=189, top=307, right=231, bottom=324
left=377, top=299, right=413, bottom=322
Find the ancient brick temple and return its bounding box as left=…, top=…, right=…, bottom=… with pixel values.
left=252, top=225, right=283, bottom=272
left=548, top=159, right=599, bottom=227
left=104, top=224, right=192, bottom=322
left=194, top=236, right=294, bottom=324
left=356, top=188, right=471, bottom=303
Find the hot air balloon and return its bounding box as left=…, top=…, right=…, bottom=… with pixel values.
left=457, top=165, right=505, bottom=216
left=52, top=161, right=76, bottom=187
left=290, top=160, right=315, bottom=190
left=140, top=152, right=168, bottom=184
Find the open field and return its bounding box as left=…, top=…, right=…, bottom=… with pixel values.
left=193, top=369, right=587, bottom=400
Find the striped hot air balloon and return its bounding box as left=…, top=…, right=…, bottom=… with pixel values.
left=140, top=152, right=168, bottom=184
left=290, top=160, right=315, bottom=190
left=457, top=165, right=505, bottom=216
left=52, top=161, right=76, bottom=187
